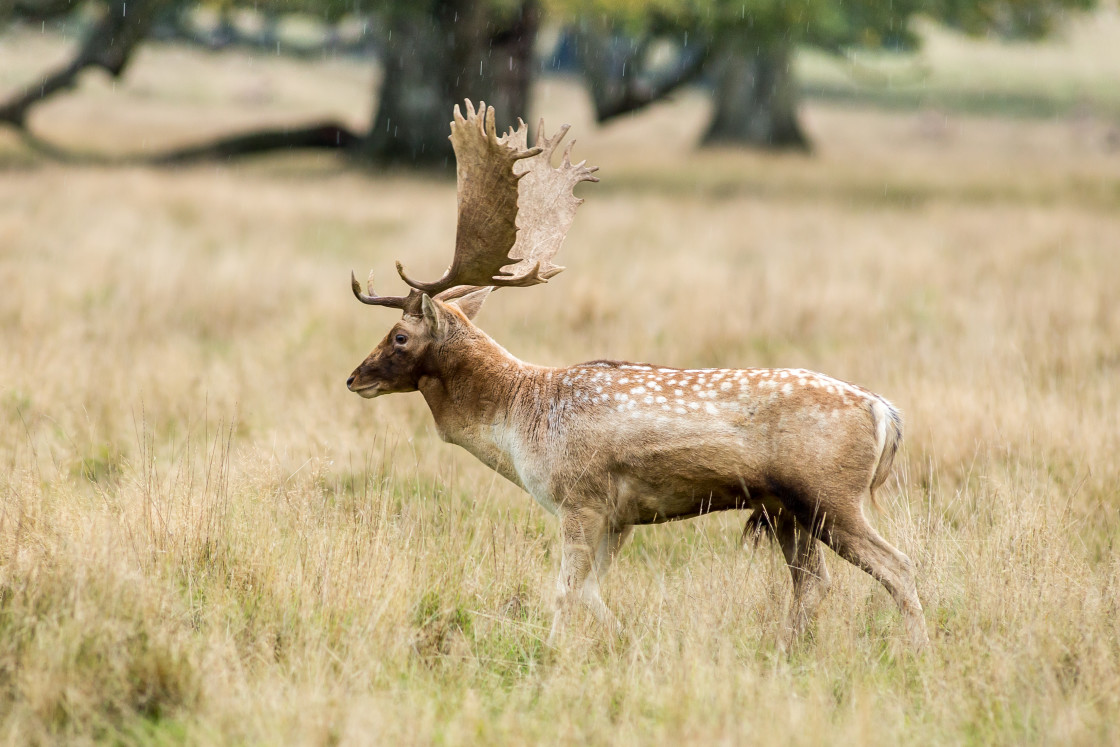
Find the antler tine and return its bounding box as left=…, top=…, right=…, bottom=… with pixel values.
left=483, top=103, right=498, bottom=145
left=351, top=270, right=408, bottom=309
left=562, top=138, right=599, bottom=177
left=534, top=119, right=569, bottom=155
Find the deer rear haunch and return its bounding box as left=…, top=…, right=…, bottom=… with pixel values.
left=345, top=100, right=929, bottom=650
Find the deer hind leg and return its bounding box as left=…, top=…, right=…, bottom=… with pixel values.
left=772, top=515, right=831, bottom=649
left=549, top=509, right=619, bottom=645
left=813, top=503, right=929, bottom=649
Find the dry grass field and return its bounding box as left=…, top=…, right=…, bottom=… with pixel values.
left=2, top=15, right=1120, bottom=745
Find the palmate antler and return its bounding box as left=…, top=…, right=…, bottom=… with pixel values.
left=352, top=99, right=598, bottom=313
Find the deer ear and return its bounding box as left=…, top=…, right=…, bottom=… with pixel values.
left=420, top=294, right=442, bottom=336
left=449, top=287, right=492, bottom=321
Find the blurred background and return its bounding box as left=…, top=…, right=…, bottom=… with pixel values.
left=2, top=1, right=1120, bottom=743
left=1, top=0, right=1118, bottom=163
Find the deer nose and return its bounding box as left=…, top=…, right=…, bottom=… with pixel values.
left=346, top=375, right=356, bottom=390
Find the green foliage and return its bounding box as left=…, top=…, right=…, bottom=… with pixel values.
left=215, top=0, right=360, bottom=23
left=556, top=0, right=1095, bottom=52
left=928, top=0, right=1097, bottom=39
left=214, top=0, right=527, bottom=25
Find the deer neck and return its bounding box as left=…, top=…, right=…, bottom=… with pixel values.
left=416, top=328, right=547, bottom=467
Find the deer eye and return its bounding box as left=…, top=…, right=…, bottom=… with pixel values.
left=394, top=333, right=408, bottom=345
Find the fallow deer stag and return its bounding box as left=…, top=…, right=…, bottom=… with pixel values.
left=347, top=100, right=929, bottom=649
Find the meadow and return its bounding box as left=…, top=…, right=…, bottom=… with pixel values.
left=1, top=15, right=1120, bottom=744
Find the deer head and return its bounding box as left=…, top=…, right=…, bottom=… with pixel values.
left=346, top=100, right=598, bottom=397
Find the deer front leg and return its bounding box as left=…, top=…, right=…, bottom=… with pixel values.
left=548, top=508, right=618, bottom=645
left=592, top=525, right=633, bottom=580
left=578, top=525, right=632, bottom=632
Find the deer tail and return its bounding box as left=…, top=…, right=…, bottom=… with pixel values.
left=868, top=397, right=904, bottom=512
left=741, top=507, right=776, bottom=548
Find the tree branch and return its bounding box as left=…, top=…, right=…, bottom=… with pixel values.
left=574, top=25, right=710, bottom=124
left=0, top=0, right=167, bottom=129
left=10, top=0, right=84, bottom=22
left=149, top=122, right=362, bottom=164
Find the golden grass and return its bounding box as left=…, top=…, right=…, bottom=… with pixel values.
left=2, top=28, right=1120, bottom=745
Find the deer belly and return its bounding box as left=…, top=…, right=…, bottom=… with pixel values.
left=610, top=468, right=758, bottom=525
left=633, top=485, right=753, bottom=524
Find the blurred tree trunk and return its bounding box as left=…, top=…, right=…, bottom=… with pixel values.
left=361, top=1, right=539, bottom=167
left=702, top=34, right=808, bottom=150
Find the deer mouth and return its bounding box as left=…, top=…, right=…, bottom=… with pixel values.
left=346, top=376, right=382, bottom=398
